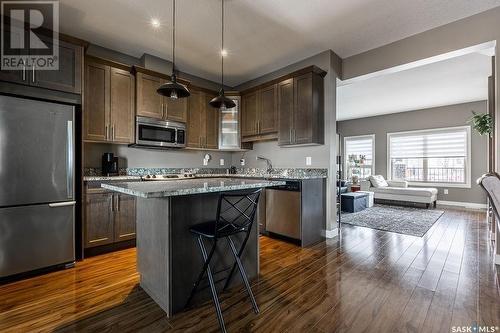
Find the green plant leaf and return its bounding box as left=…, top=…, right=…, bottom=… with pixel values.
left=468, top=111, right=493, bottom=137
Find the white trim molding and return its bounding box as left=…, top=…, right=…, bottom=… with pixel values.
left=436, top=200, right=487, bottom=210
left=323, top=228, right=339, bottom=238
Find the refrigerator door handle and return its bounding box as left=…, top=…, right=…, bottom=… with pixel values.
left=67, top=120, right=74, bottom=199
left=49, top=201, right=76, bottom=208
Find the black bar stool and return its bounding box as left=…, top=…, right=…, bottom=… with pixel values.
left=185, top=189, right=262, bottom=333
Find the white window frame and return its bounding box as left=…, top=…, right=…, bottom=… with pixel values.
left=343, top=134, right=375, bottom=179
left=386, top=126, right=471, bottom=188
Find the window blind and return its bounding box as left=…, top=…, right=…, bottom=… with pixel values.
left=389, top=127, right=468, bottom=159
left=345, top=136, right=373, bottom=160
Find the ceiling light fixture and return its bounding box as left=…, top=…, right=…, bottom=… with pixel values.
left=220, top=49, right=228, bottom=57
left=157, top=0, right=190, bottom=99
left=150, top=18, right=160, bottom=29
left=209, top=0, right=235, bottom=109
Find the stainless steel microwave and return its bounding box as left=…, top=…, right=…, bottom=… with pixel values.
left=133, top=116, right=186, bottom=149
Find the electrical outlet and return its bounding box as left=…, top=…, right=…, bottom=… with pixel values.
left=240, top=158, right=245, bottom=166
left=443, top=189, right=449, bottom=195
left=203, top=159, right=208, bottom=166
left=306, top=156, right=312, bottom=166
left=220, top=158, right=225, bottom=166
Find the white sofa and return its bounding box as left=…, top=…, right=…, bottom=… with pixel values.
left=360, top=177, right=438, bottom=208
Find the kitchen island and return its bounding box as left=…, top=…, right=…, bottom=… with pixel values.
left=102, top=178, right=285, bottom=316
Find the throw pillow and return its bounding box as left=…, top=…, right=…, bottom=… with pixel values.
left=369, top=175, right=389, bottom=188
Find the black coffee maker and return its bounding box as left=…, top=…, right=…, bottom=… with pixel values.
left=102, top=153, right=119, bottom=176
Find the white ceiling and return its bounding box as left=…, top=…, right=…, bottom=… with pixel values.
left=336, top=52, right=492, bottom=121
left=58, top=0, right=500, bottom=86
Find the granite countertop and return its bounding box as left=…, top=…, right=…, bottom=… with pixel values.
left=101, top=178, right=286, bottom=198
left=84, top=175, right=141, bottom=182
left=194, top=173, right=325, bottom=180
left=84, top=167, right=327, bottom=182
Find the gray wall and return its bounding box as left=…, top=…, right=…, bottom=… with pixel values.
left=85, top=44, right=232, bottom=170
left=337, top=101, right=488, bottom=204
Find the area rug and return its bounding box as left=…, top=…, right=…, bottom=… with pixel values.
left=341, top=204, right=444, bottom=237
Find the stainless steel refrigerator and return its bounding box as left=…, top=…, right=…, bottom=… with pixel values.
left=0, top=95, right=75, bottom=279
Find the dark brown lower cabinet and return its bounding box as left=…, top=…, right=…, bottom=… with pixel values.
left=85, top=190, right=136, bottom=248
left=114, top=194, right=137, bottom=242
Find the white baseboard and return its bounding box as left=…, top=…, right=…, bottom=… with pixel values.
left=495, top=254, right=500, bottom=265
left=436, top=200, right=487, bottom=210
left=322, top=228, right=339, bottom=238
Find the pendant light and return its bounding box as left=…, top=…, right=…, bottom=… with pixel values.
left=157, top=0, right=190, bottom=98
left=209, top=0, right=236, bottom=109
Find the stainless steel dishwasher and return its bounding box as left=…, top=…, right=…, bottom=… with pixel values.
left=265, top=180, right=301, bottom=240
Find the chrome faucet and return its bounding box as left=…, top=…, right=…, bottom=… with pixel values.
left=256, top=156, right=273, bottom=173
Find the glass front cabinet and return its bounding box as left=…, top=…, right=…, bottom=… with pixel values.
left=218, top=95, right=241, bottom=150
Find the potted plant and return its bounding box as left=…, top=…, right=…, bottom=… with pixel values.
left=469, top=111, right=493, bottom=137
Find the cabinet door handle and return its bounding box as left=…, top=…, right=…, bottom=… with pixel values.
left=22, top=64, right=26, bottom=81
left=289, top=128, right=292, bottom=142
left=116, top=195, right=120, bottom=211
left=111, top=195, right=114, bottom=212
left=111, top=126, right=115, bottom=141
left=105, top=125, right=109, bottom=140
left=32, top=65, right=36, bottom=83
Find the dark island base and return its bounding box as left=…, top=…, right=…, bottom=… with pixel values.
left=136, top=191, right=259, bottom=316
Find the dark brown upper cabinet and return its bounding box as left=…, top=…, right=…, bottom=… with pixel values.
left=205, top=93, right=219, bottom=149
left=278, top=67, right=325, bottom=146
left=241, top=90, right=259, bottom=137
left=135, top=72, right=164, bottom=119
left=187, top=88, right=218, bottom=149
left=84, top=56, right=135, bottom=144
left=241, top=84, right=278, bottom=142
left=134, top=67, right=188, bottom=123
left=166, top=96, right=189, bottom=123
left=0, top=34, right=83, bottom=94
left=259, top=84, right=279, bottom=134
left=278, top=78, right=294, bottom=146
left=241, top=66, right=325, bottom=145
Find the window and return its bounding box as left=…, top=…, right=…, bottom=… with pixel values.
left=344, top=135, right=375, bottom=180
left=387, top=126, right=471, bottom=187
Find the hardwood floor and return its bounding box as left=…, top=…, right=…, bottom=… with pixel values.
left=0, top=208, right=498, bottom=332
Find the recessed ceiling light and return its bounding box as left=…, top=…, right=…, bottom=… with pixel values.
left=221, top=49, right=228, bottom=57
left=151, top=18, right=160, bottom=29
